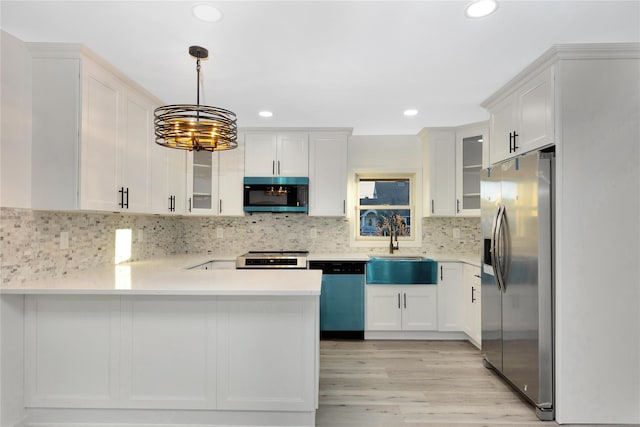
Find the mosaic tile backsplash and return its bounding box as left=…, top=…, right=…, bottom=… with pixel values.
left=1, top=208, right=480, bottom=284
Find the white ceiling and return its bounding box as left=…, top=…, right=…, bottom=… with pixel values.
left=2, top=1, right=639, bottom=135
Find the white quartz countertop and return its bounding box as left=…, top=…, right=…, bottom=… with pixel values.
left=1, top=255, right=321, bottom=296
left=2, top=252, right=482, bottom=296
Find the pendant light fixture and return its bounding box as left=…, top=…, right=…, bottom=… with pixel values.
left=154, top=46, right=237, bottom=151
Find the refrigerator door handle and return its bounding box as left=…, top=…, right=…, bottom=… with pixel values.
left=490, top=205, right=501, bottom=291
left=493, top=205, right=507, bottom=292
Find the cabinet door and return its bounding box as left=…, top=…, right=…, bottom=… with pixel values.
left=472, top=272, right=482, bottom=346
left=308, top=133, right=347, bottom=216
left=151, top=147, right=186, bottom=215
left=427, top=130, right=456, bottom=216
left=276, top=132, right=308, bottom=177
left=119, top=88, right=153, bottom=213
left=516, top=66, right=554, bottom=154
left=401, top=286, right=437, bottom=331
left=186, top=150, right=218, bottom=215
left=437, top=262, right=464, bottom=332
left=365, top=286, right=402, bottom=331
left=79, top=59, right=121, bottom=211
left=455, top=125, right=485, bottom=217
left=463, top=264, right=475, bottom=338
left=149, top=142, right=170, bottom=214
left=244, top=133, right=278, bottom=177
left=217, top=134, right=245, bottom=216
left=167, top=149, right=187, bottom=214
left=489, top=95, right=516, bottom=165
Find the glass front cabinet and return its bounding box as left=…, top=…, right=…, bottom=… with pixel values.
left=455, top=124, right=486, bottom=217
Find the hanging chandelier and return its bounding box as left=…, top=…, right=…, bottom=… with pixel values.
left=154, top=46, right=237, bottom=151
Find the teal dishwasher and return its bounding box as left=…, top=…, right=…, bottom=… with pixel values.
left=308, top=261, right=365, bottom=339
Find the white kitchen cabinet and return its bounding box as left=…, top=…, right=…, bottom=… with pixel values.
left=167, top=149, right=187, bottom=214
left=22, top=293, right=318, bottom=418
left=150, top=144, right=186, bottom=214
left=217, top=133, right=245, bottom=216
left=30, top=44, right=161, bottom=213
left=421, top=128, right=456, bottom=216
left=421, top=124, right=485, bottom=218
left=437, top=262, right=464, bottom=332
left=455, top=124, right=486, bottom=217
left=463, top=264, right=481, bottom=348
left=186, top=135, right=245, bottom=216
left=244, top=132, right=308, bottom=177
left=365, top=285, right=437, bottom=331
left=485, top=66, right=554, bottom=164
left=308, top=132, right=348, bottom=216
left=186, top=150, right=218, bottom=215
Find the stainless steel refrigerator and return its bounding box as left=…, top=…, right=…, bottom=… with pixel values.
left=481, top=150, right=554, bottom=421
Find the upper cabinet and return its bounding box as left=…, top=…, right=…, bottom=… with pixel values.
left=150, top=145, right=187, bottom=215
left=308, top=132, right=348, bottom=216
left=421, top=123, right=487, bottom=217
left=185, top=134, right=245, bottom=216
left=244, top=132, right=308, bottom=177
left=455, top=123, right=486, bottom=217
left=422, top=129, right=456, bottom=217
left=484, top=65, right=555, bottom=164
left=30, top=44, right=161, bottom=213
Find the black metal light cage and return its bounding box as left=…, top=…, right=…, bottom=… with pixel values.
left=154, top=104, right=237, bottom=151
left=154, top=45, right=238, bottom=152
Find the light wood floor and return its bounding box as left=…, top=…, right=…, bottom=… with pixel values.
left=316, top=340, right=558, bottom=427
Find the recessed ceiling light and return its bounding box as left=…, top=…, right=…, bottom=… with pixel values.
left=403, top=109, right=418, bottom=117
left=192, top=4, right=223, bottom=23
left=258, top=111, right=273, bottom=118
left=464, top=0, right=498, bottom=18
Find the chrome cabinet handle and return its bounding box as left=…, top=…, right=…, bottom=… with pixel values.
left=431, top=199, right=434, bottom=214
left=277, top=160, right=281, bottom=175
left=272, top=160, right=275, bottom=175
left=397, top=293, right=401, bottom=309
left=440, top=266, right=443, bottom=281
left=403, top=293, right=407, bottom=309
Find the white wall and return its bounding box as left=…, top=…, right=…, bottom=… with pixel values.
left=347, top=135, right=424, bottom=248
left=555, top=57, right=640, bottom=424
left=349, top=135, right=422, bottom=170
left=1, top=30, right=32, bottom=208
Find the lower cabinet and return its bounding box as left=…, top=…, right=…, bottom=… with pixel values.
left=463, top=264, right=482, bottom=348
left=437, top=262, right=464, bottom=332
left=365, top=285, right=437, bottom=331
left=23, top=295, right=317, bottom=414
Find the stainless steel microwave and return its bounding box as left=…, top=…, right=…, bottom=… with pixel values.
left=243, top=177, right=309, bottom=213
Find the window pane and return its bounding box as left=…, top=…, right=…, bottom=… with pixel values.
left=358, top=209, right=411, bottom=237
left=358, top=179, right=410, bottom=206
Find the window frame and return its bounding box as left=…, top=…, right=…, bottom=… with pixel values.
left=351, top=172, right=421, bottom=248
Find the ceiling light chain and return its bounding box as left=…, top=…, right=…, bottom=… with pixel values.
left=154, top=45, right=238, bottom=152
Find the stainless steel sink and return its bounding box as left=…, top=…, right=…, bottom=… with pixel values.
left=368, top=255, right=424, bottom=261
left=366, top=257, right=437, bottom=284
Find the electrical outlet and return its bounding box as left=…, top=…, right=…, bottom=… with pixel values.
left=138, top=229, right=144, bottom=242
left=60, top=231, right=69, bottom=249
left=453, top=228, right=461, bottom=238
left=216, top=227, right=224, bottom=239
left=310, top=228, right=317, bottom=239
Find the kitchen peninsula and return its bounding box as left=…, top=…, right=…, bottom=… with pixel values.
left=1, top=256, right=321, bottom=427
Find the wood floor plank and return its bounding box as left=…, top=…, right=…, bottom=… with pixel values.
left=316, top=339, right=559, bottom=426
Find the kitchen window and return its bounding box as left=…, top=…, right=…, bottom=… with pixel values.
left=356, top=175, right=415, bottom=241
